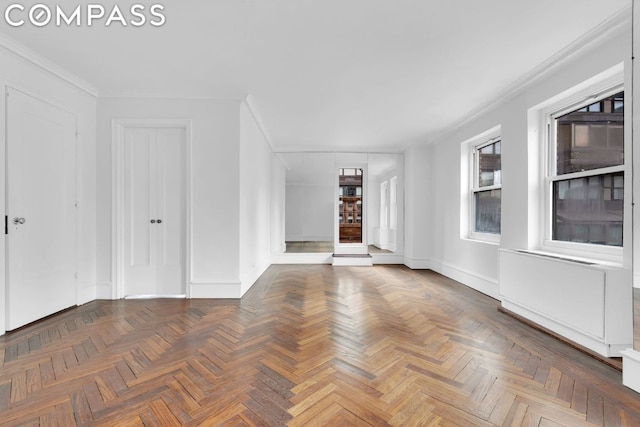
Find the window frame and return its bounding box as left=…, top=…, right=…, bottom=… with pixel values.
left=542, top=83, right=625, bottom=261
left=469, top=132, right=502, bottom=243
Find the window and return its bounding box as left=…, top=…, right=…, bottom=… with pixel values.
left=548, top=90, right=624, bottom=247
left=471, top=138, right=502, bottom=237
left=380, top=181, right=388, bottom=228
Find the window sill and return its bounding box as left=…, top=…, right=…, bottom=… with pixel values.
left=540, top=239, right=623, bottom=267
left=465, top=233, right=501, bottom=245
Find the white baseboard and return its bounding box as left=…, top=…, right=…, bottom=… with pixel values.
left=241, top=262, right=270, bottom=296
left=372, top=253, right=404, bottom=265
left=503, top=299, right=626, bottom=357
left=190, top=282, right=242, bottom=298
left=285, top=236, right=333, bottom=242
left=622, top=349, right=640, bottom=393
left=271, top=253, right=333, bottom=264
left=403, top=257, right=431, bottom=269
left=96, top=282, right=113, bottom=299
left=429, top=259, right=499, bottom=299
left=332, top=255, right=373, bottom=267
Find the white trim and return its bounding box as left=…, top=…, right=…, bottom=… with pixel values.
left=371, top=253, right=404, bottom=265
left=403, top=257, right=431, bottom=270
left=285, top=235, right=333, bottom=242
left=111, top=118, right=192, bottom=299
left=541, top=239, right=623, bottom=264
left=548, top=165, right=625, bottom=183
left=0, top=33, right=98, bottom=97
left=621, top=350, right=640, bottom=393
left=418, top=5, right=630, bottom=151
left=538, top=72, right=626, bottom=260
left=334, top=163, right=369, bottom=255
left=332, top=255, right=373, bottom=267
left=271, top=253, right=333, bottom=264
left=502, top=299, right=624, bottom=357
left=243, top=95, right=274, bottom=152
left=467, top=233, right=501, bottom=245
left=190, top=282, right=242, bottom=298
left=241, top=261, right=270, bottom=296
left=429, top=259, right=500, bottom=299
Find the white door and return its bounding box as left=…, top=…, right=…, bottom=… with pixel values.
left=123, top=127, right=185, bottom=296
left=6, top=88, right=77, bottom=330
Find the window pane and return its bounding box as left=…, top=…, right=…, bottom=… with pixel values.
left=552, top=172, right=623, bottom=246
left=474, top=189, right=501, bottom=234
left=556, top=92, right=624, bottom=175
left=478, top=140, right=501, bottom=187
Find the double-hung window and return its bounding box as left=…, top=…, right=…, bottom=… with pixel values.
left=471, top=137, right=502, bottom=239
left=547, top=89, right=624, bottom=249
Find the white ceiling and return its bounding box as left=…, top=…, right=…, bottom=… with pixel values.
left=0, top=0, right=630, bottom=152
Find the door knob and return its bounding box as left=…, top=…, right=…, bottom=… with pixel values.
left=150, top=219, right=156, bottom=224
left=12, top=217, right=25, bottom=225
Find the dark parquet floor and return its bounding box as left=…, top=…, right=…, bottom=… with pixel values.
left=1, top=265, right=639, bottom=426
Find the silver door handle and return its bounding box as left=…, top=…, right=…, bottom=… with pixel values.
left=12, top=217, right=25, bottom=225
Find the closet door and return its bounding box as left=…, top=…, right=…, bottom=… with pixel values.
left=123, top=127, right=185, bottom=296
left=6, top=88, right=77, bottom=329
left=155, top=128, right=185, bottom=294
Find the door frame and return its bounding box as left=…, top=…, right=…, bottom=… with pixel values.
left=112, top=118, right=192, bottom=299
left=334, top=163, right=368, bottom=255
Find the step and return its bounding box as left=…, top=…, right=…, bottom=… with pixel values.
left=332, top=253, right=373, bottom=267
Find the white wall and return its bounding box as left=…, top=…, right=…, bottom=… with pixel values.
left=271, top=155, right=287, bottom=255
left=367, top=175, right=381, bottom=244
left=408, top=23, right=631, bottom=299
left=369, top=166, right=399, bottom=251
left=0, top=43, right=97, bottom=334
left=285, top=183, right=334, bottom=241
left=404, top=143, right=431, bottom=268
left=97, top=97, right=242, bottom=298
left=239, top=101, right=274, bottom=295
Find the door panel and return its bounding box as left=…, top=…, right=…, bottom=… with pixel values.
left=156, top=128, right=185, bottom=294
left=7, top=88, right=77, bottom=330
left=123, top=127, right=185, bottom=296
left=124, top=129, right=156, bottom=295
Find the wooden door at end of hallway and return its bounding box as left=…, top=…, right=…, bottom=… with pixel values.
left=123, top=127, right=185, bottom=296
left=6, top=88, right=77, bottom=330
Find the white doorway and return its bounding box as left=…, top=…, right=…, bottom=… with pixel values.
left=113, top=120, right=190, bottom=298
left=334, top=165, right=369, bottom=256
left=6, top=88, right=77, bottom=330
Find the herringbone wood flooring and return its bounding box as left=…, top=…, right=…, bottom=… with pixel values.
left=1, top=265, right=639, bottom=426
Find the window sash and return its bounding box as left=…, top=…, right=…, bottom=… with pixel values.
left=472, top=188, right=501, bottom=235
left=473, top=138, right=501, bottom=190
left=471, top=138, right=501, bottom=237
left=547, top=86, right=623, bottom=177
left=545, top=86, right=624, bottom=250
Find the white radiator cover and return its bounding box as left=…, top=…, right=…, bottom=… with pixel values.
left=498, top=249, right=632, bottom=357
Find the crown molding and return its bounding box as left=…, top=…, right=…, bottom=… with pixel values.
left=243, top=94, right=275, bottom=152
left=0, top=32, right=99, bottom=97
left=413, top=4, right=631, bottom=150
